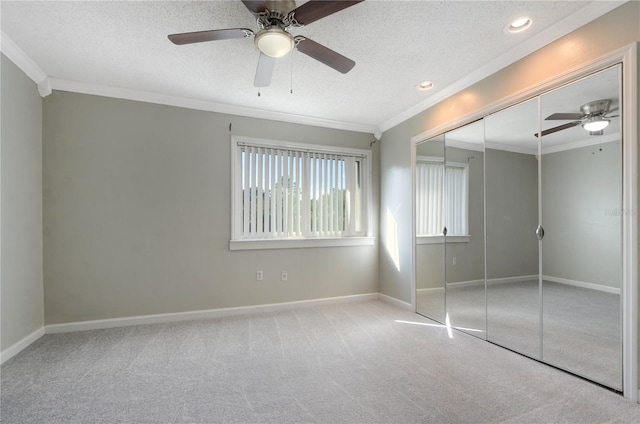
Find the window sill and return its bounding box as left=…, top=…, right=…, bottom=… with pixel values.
left=229, top=237, right=375, bottom=251
left=416, top=235, right=470, bottom=245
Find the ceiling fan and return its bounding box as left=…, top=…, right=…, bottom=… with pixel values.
left=536, top=99, right=619, bottom=137
left=168, top=0, right=363, bottom=87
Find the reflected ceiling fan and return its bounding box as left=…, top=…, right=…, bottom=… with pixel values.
left=536, top=99, right=619, bottom=137
left=168, top=0, right=363, bottom=87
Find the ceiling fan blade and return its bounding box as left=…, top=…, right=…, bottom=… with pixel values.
left=254, top=53, right=276, bottom=87
left=545, top=112, right=584, bottom=120
left=295, top=37, right=355, bottom=74
left=534, top=121, right=581, bottom=137
left=289, top=0, right=364, bottom=26
left=241, top=0, right=267, bottom=14
left=608, top=106, right=619, bottom=113
left=168, top=28, right=253, bottom=45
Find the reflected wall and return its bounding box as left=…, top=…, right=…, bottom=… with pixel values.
left=485, top=98, right=540, bottom=359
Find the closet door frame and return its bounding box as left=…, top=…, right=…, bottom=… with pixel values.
left=411, top=43, right=637, bottom=401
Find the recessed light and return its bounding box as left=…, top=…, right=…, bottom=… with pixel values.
left=505, top=17, right=532, bottom=34
left=416, top=81, right=434, bottom=91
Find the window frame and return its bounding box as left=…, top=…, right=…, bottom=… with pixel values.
left=230, top=135, right=374, bottom=250
left=415, top=155, right=470, bottom=244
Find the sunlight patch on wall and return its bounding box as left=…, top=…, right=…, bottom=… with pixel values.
left=385, top=208, right=400, bottom=271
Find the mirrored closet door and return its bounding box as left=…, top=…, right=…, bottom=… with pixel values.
left=414, top=122, right=486, bottom=340
left=484, top=98, right=541, bottom=360
left=539, top=65, right=622, bottom=390
left=444, top=121, right=486, bottom=339
left=415, top=135, right=446, bottom=323
left=415, top=64, right=623, bottom=391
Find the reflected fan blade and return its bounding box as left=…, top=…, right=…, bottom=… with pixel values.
left=254, top=53, right=276, bottom=87
left=296, top=37, right=355, bottom=74
left=290, top=0, right=363, bottom=25
left=545, top=112, right=584, bottom=120
left=534, top=121, right=581, bottom=137
left=241, top=0, right=267, bottom=14
left=168, top=28, right=253, bottom=45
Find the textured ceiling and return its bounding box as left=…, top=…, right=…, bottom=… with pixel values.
left=0, top=1, right=623, bottom=133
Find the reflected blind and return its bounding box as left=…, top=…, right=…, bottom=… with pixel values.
left=239, top=145, right=361, bottom=239
left=416, top=161, right=468, bottom=236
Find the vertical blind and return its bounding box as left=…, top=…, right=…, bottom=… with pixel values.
left=416, top=161, right=468, bottom=236
left=239, top=145, right=361, bottom=239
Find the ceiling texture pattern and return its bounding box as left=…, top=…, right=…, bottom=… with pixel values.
left=0, top=1, right=627, bottom=134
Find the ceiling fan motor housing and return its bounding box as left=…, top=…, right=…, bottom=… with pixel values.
left=264, top=0, right=297, bottom=15
left=580, top=99, right=611, bottom=116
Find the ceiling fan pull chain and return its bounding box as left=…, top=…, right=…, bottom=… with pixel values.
left=290, top=49, right=294, bottom=94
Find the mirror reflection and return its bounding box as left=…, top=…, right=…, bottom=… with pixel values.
left=485, top=98, right=541, bottom=359
left=414, top=64, right=623, bottom=391
left=540, top=65, right=622, bottom=390
left=415, top=135, right=446, bottom=323
left=445, top=121, right=485, bottom=338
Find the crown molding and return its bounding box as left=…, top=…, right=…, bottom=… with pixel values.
left=445, top=139, right=484, bottom=153
left=0, top=31, right=47, bottom=87
left=485, top=142, right=537, bottom=156
left=0, top=31, right=376, bottom=134
left=541, top=132, right=620, bottom=155
left=2, top=1, right=625, bottom=136
left=48, top=78, right=378, bottom=134
left=378, top=1, right=627, bottom=133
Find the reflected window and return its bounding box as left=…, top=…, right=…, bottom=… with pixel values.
left=416, top=157, right=468, bottom=236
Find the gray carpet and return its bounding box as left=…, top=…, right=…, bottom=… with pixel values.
left=418, top=280, right=622, bottom=390
left=2, top=300, right=639, bottom=423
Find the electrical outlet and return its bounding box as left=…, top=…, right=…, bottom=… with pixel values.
left=452, top=257, right=457, bottom=265
left=256, top=270, right=263, bottom=281
left=281, top=271, right=288, bottom=281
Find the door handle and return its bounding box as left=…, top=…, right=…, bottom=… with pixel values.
left=536, top=225, right=544, bottom=240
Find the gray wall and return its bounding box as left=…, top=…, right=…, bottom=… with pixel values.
left=542, top=141, right=622, bottom=288
left=1, top=54, right=44, bottom=351
left=379, top=120, right=413, bottom=302
left=485, top=149, right=539, bottom=280
left=42, top=91, right=379, bottom=324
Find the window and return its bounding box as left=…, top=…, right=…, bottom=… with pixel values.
left=231, top=136, right=372, bottom=250
left=416, top=157, right=468, bottom=239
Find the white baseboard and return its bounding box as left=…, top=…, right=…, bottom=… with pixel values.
left=416, top=275, right=619, bottom=295
left=447, top=279, right=484, bottom=289
left=543, top=275, right=620, bottom=295
left=417, top=275, right=538, bottom=291
left=378, top=293, right=412, bottom=310
left=45, top=293, right=379, bottom=334
left=1, top=327, right=45, bottom=365
left=417, top=287, right=444, bottom=294
left=487, top=275, right=539, bottom=286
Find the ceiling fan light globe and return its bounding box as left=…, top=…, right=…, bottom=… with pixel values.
left=582, top=118, right=610, bottom=132
left=255, top=29, right=293, bottom=58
